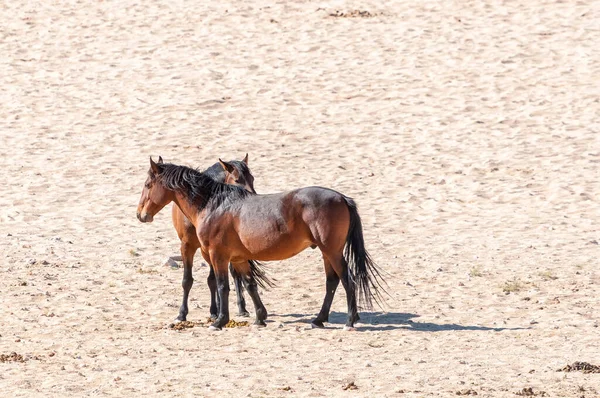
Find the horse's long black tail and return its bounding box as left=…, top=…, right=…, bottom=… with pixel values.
left=343, top=196, right=387, bottom=310
left=247, top=259, right=275, bottom=290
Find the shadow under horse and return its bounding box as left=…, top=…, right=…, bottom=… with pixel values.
left=279, top=311, right=528, bottom=332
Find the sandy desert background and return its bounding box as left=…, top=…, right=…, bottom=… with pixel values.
left=1, top=0, right=599, bottom=396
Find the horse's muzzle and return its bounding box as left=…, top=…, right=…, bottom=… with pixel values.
left=137, top=212, right=153, bottom=223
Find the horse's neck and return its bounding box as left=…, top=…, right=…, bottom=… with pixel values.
left=172, top=191, right=205, bottom=227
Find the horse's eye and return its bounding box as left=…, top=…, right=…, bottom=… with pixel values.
left=145, top=182, right=151, bottom=188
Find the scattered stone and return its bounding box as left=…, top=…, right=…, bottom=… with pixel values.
left=164, top=257, right=179, bottom=268
left=456, top=389, right=478, bottom=396
left=329, top=10, right=376, bottom=18
left=558, top=362, right=600, bottom=374
left=515, top=387, right=547, bottom=396
left=342, top=381, right=358, bottom=390
left=137, top=268, right=158, bottom=275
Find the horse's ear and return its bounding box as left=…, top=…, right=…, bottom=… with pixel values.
left=218, top=158, right=235, bottom=173
left=150, top=156, right=160, bottom=174
left=158, top=156, right=164, bottom=164
left=242, top=153, right=249, bottom=165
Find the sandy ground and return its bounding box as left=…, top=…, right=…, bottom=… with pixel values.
left=1, top=0, right=599, bottom=396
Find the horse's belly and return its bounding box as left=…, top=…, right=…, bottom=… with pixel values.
left=240, top=232, right=312, bottom=261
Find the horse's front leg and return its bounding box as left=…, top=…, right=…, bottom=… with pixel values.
left=200, top=249, right=218, bottom=320
left=207, top=266, right=218, bottom=320
left=209, top=255, right=230, bottom=330
left=176, top=242, right=196, bottom=322
left=229, top=263, right=249, bottom=317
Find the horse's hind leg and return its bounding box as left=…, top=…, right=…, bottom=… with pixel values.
left=233, top=261, right=268, bottom=327
left=326, top=253, right=359, bottom=329
left=311, top=258, right=340, bottom=328
left=176, top=242, right=196, bottom=322
left=338, top=256, right=359, bottom=329
left=229, top=263, right=250, bottom=317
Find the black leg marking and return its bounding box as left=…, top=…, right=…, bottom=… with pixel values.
left=207, top=267, right=218, bottom=320
left=243, top=274, right=268, bottom=327
left=210, top=272, right=230, bottom=330
left=340, top=268, right=359, bottom=329
left=312, top=273, right=340, bottom=328
left=230, top=263, right=249, bottom=317
left=176, top=245, right=195, bottom=322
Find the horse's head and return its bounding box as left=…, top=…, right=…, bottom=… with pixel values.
left=218, top=153, right=256, bottom=194
left=137, top=156, right=173, bottom=223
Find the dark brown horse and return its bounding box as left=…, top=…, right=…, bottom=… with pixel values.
left=137, top=157, right=385, bottom=330
left=171, top=155, right=271, bottom=323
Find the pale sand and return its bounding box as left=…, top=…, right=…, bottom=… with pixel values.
left=1, top=0, right=599, bottom=396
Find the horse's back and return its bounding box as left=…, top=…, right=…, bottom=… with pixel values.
left=293, top=186, right=348, bottom=206
left=240, top=186, right=346, bottom=218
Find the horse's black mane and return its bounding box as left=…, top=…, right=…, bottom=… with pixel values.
left=156, top=162, right=249, bottom=211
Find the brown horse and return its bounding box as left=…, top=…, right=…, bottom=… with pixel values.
left=137, top=157, right=386, bottom=330
left=171, top=155, right=271, bottom=323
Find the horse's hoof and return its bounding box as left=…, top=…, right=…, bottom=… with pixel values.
left=237, top=311, right=250, bottom=318
left=208, top=325, right=222, bottom=331
left=343, top=325, right=356, bottom=331
left=253, top=320, right=267, bottom=328
left=311, top=321, right=325, bottom=329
